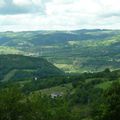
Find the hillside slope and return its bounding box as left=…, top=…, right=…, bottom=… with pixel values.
left=0, top=54, right=64, bottom=81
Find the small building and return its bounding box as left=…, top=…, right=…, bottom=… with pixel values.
left=51, top=92, right=63, bottom=99
left=34, top=77, right=38, bottom=81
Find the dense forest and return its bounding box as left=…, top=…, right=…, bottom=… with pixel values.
left=0, top=55, right=64, bottom=81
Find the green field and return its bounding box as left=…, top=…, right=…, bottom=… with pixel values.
left=39, top=83, right=73, bottom=95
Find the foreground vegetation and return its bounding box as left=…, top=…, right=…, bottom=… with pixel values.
left=0, top=67, right=120, bottom=120
left=0, top=81, right=120, bottom=120
left=0, top=86, right=76, bottom=120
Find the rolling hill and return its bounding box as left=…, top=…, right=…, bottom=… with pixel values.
left=0, top=29, right=120, bottom=73
left=0, top=54, right=64, bottom=82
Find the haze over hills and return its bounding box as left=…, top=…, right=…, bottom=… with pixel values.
left=0, top=29, right=120, bottom=73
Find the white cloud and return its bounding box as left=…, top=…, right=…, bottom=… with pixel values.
left=13, top=0, right=32, bottom=6
left=0, top=0, right=120, bottom=31
left=0, top=0, right=5, bottom=7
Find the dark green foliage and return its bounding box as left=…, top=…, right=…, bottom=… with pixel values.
left=0, top=68, right=120, bottom=120
left=0, top=54, right=64, bottom=80
left=22, top=76, right=70, bottom=93
left=0, top=86, right=25, bottom=120
left=11, top=70, right=34, bottom=81
left=71, top=81, right=103, bottom=105
left=0, top=86, right=79, bottom=120
left=91, top=82, right=120, bottom=120
left=104, top=68, right=111, bottom=73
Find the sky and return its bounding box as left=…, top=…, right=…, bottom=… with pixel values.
left=0, top=0, right=120, bottom=31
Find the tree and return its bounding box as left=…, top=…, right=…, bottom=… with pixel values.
left=0, top=86, right=78, bottom=120
left=0, top=86, right=25, bottom=120
left=92, top=82, right=120, bottom=120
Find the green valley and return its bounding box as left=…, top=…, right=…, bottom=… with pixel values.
left=0, top=29, right=120, bottom=73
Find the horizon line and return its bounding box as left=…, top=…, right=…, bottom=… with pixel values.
left=0, top=28, right=120, bottom=33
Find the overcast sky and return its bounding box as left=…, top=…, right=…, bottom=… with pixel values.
left=0, top=0, right=120, bottom=31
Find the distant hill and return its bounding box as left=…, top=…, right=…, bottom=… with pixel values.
left=0, top=54, right=64, bottom=82
left=0, top=29, right=120, bottom=73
